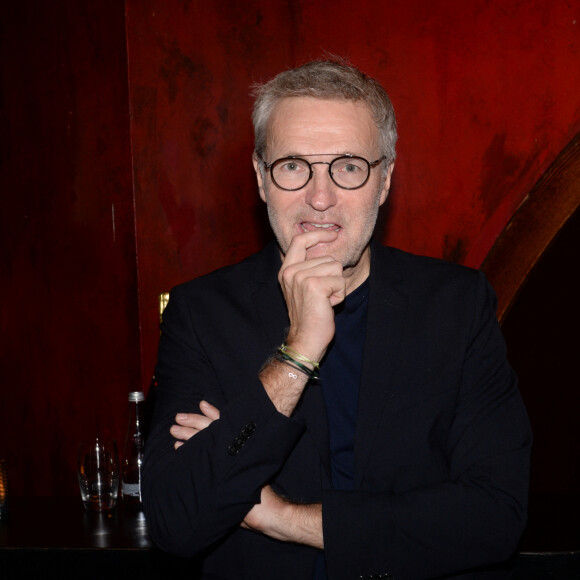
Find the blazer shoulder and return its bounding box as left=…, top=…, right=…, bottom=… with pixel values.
left=375, top=243, right=480, bottom=282
left=170, top=241, right=280, bottom=300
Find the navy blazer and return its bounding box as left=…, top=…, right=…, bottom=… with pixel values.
left=142, top=240, right=532, bottom=580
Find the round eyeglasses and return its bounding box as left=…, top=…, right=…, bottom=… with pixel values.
left=260, top=154, right=386, bottom=191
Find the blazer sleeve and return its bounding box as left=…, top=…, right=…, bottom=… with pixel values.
left=322, top=272, right=532, bottom=580
left=141, top=284, right=305, bottom=558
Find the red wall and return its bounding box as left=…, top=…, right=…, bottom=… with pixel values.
left=126, top=0, right=580, bottom=386
left=0, top=1, right=140, bottom=496
left=1, top=0, right=580, bottom=497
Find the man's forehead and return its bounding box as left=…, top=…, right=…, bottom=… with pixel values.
left=265, top=97, right=378, bottom=155
left=268, top=96, right=373, bottom=122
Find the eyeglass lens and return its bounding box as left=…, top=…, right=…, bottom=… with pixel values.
left=271, top=156, right=370, bottom=190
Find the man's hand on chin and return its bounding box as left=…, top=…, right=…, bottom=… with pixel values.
left=278, top=228, right=346, bottom=364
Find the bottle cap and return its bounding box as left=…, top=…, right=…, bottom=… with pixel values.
left=128, top=391, right=145, bottom=402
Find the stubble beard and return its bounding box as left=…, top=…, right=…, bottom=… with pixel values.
left=265, top=185, right=383, bottom=271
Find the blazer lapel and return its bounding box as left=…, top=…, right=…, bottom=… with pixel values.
left=354, top=242, right=409, bottom=487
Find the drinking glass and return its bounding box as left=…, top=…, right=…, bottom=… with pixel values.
left=77, top=438, right=119, bottom=512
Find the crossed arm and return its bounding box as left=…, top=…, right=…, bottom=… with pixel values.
left=172, top=400, right=323, bottom=548
left=145, top=232, right=532, bottom=577
left=168, top=228, right=346, bottom=550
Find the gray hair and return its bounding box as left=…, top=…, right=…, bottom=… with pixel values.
left=252, top=59, right=397, bottom=165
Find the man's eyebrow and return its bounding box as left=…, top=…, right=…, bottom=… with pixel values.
left=276, top=152, right=359, bottom=158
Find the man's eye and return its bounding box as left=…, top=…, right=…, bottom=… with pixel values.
left=336, top=161, right=363, bottom=173
left=280, top=161, right=305, bottom=172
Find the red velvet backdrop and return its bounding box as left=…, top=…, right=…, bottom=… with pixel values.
left=1, top=0, right=580, bottom=498
left=126, top=0, right=580, bottom=396
left=1, top=1, right=140, bottom=497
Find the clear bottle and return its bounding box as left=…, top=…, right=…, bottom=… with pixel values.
left=121, top=391, right=145, bottom=506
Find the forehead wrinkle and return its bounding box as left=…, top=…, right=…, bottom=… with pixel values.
left=265, top=97, right=379, bottom=161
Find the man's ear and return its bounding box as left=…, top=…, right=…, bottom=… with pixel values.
left=379, top=163, right=395, bottom=206
left=252, top=153, right=267, bottom=203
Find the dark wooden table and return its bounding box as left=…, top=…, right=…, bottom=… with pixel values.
left=0, top=497, right=151, bottom=549
left=1, top=496, right=579, bottom=579
left=0, top=497, right=197, bottom=579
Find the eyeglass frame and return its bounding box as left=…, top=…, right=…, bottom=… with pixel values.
left=258, top=153, right=387, bottom=191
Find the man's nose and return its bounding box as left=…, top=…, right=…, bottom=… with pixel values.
left=304, top=164, right=337, bottom=211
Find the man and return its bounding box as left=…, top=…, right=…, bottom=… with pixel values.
left=142, top=59, right=531, bottom=580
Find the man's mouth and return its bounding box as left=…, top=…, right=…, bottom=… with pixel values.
left=300, top=222, right=342, bottom=232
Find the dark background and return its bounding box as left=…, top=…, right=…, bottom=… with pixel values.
left=1, top=3, right=579, bottom=555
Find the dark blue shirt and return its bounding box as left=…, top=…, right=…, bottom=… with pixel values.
left=313, top=279, right=369, bottom=578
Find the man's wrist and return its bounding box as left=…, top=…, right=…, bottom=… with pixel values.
left=283, top=335, right=328, bottom=366
left=247, top=488, right=323, bottom=549
left=274, top=344, right=320, bottom=380
left=277, top=500, right=323, bottom=549
left=259, top=356, right=309, bottom=416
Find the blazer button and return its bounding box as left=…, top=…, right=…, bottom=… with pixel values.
left=227, top=422, right=257, bottom=456
left=242, top=422, right=256, bottom=437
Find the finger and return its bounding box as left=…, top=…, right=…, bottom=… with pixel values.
left=279, top=257, right=344, bottom=293
left=287, top=259, right=344, bottom=281
left=285, top=261, right=346, bottom=300
left=325, top=275, right=347, bottom=306
left=174, top=441, right=184, bottom=450
left=175, top=412, right=214, bottom=428
left=284, top=229, right=338, bottom=265
left=199, top=400, right=220, bottom=420
left=174, top=412, right=213, bottom=431
left=170, top=424, right=198, bottom=441
left=279, top=255, right=336, bottom=285
left=175, top=412, right=198, bottom=427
